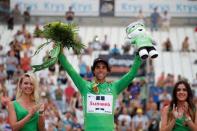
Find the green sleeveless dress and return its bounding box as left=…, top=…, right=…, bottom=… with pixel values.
left=13, top=101, right=39, bottom=131
left=172, top=116, right=191, bottom=131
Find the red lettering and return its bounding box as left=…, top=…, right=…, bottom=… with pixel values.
left=89, top=102, right=111, bottom=107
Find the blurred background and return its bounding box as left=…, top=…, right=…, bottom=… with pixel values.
left=0, top=0, right=197, bottom=130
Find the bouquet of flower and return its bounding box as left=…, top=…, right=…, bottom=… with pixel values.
left=31, top=22, right=85, bottom=72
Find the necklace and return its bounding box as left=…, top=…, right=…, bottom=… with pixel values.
left=92, top=83, right=99, bottom=94
left=92, top=79, right=106, bottom=94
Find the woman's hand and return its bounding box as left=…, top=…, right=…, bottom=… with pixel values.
left=38, top=103, right=45, bottom=114
left=183, top=102, right=190, bottom=117
left=28, top=104, right=40, bottom=117
left=172, top=104, right=179, bottom=119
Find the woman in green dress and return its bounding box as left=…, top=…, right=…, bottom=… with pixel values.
left=160, top=80, right=197, bottom=131
left=7, top=73, right=45, bottom=131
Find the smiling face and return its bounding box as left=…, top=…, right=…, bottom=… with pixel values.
left=93, top=62, right=108, bottom=83
left=20, top=76, right=34, bottom=95
left=176, top=84, right=188, bottom=102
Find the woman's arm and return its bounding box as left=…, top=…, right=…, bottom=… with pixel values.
left=38, top=114, right=45, bottom=131
left=160, top=106, right=176, bottom=131
left=184, top=106, right=197, bottom=131
left=7, top=101, right=34, bottom=131
left=113, top=55, right=142, bottom=95
left=38, top=103, right=45, bottom=131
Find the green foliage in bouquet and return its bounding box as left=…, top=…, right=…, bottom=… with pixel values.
left=32, top=22, right=85, bottom=72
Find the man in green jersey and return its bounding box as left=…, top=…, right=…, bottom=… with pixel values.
left=58, top=50, right=142, bottom=131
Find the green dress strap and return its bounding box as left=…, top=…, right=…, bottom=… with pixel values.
left=13, top=101, right=39, bottom=131
left=172, top=116, right=190, bottom=131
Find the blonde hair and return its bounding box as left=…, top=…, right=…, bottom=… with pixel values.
left=16, top=73, right=40, bottom=103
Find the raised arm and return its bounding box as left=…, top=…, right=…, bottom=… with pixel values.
left=184, top=105, right=197, bottom=131
left=160, top=105, right=176, bottom=131
left=113, top=55, right=142, bottom=95
left=58, top=52, right=88, bottom=94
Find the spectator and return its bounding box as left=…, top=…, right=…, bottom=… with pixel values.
left=84, top=66, right=94, bottom=81
left=54, top=84, right=64, bottom=113
left=195, top=26, right=197, bottom=44
left=161, top=11, right=171, bottom=32
left=7, top=11, right=14, bottom=30
left=0, top=112, right=11, bottom=131
left=57, top=71, right=68, bottom=85
left=64, top=80, right=76, bottom=103
left=0, top=45, right=6, bottom=64
left=132, top=108, right=149, bottom=131
left=139, top=78, right=148, bottom=110
left=118, top=107, right=132, bottom=128
left=110, top=44, right=120, bottom=55
left=156, top=72, right=165, bottom=88
left=192, top=73, right=197, bottom=87
left=162, top=37, right=173, bottom=51
left=89, top=35, right=102, bottom=50
left=62, top=111, right=73, bottom=129
left=122, top=43, right=131, bottom=54
left=20, top=52, right=31, bottom=72
left=147, top=104, right=160, bottom=131
left=159, top=89, right=172, bottom=108
left=33, top=24, right=42, bottom=38
left=5, top=50, right=19, bottom=80
left=74, top=105, right=84, bottom=128
left=136, top=9, right=146, bottom=24
left=150, top=85, right=163, bottom=110
left=65, top=6, right=75, bottom=24
left=181, top=36, right=190, bottom=52
left=9, top=39, right=22, bottom=61
left=14, top=31, right=25, bottom=44
left=101, top=34, right=110, bottom=51
left=164, top=73, right=175, bottom=94
left=129, top=81, right=140, bottom=100
left=23, top=33, right=33, bottom=50
left=150, top=7, right=160, bottom=31
left=72, top=115, right=83, bottom=131
left=12, top=4, right=21, bottom=23
left=23, top=7, right=30, bottom=23
left=78, top=59, right=88, bottom=78
left=0, top=64, right=6, bottom=84
left=160, top=80, right=197, bottom=131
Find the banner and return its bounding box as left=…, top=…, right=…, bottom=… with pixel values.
left=10, top=0, right=197, bottom=17
left=10, top=0, right=99, bottom=16
left=99, top=0, right=114, bottom=16
left=115, top=0, right=197, bottom=17
left=99, top=54, right=146, bottom=77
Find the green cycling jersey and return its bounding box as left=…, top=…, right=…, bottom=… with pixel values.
left=58, top=53, right=142, bottom=131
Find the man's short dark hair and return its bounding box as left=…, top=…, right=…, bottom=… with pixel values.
left=91, top=58, right=110, bottom=72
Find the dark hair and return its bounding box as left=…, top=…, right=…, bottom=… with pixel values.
left=169, top=80, right=196, bottom=121
left=91, top=58, right=110, bottom=72
left=170, top=80, right=194, bottom=108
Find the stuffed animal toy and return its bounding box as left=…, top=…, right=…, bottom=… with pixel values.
left=126, top=21, right=158, bottom=59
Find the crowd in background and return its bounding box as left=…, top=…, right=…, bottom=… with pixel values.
left=0, top=24, right=196, bottom=130
left=0, top=2, right=197, bottom=131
